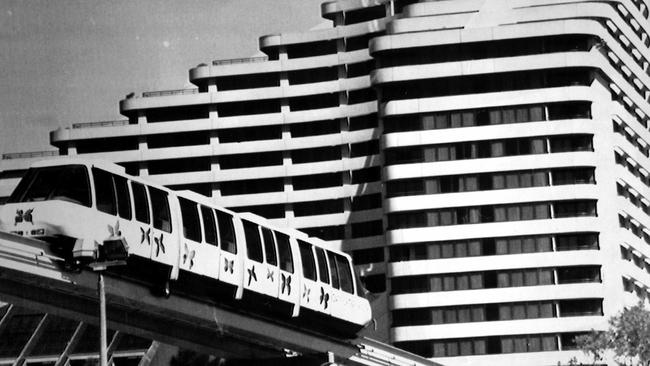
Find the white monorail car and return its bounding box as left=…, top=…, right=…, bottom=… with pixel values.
left=0, top=159, right=372, bottom=335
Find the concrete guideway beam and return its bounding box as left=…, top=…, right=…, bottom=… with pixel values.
left=0, top=231, right=439, bottom=366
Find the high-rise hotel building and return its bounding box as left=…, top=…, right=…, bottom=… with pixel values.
left=2, top=0, right=650, bottom=364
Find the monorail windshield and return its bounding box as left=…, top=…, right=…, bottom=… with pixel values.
left=8, top=165, right=91, bottom=207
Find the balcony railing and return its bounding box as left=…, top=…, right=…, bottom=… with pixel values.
left=2, top=150, right=59, bottom=160
left=142, top=89, right=199, bottom=98
left=72, top=120, right=129, bottom=129
left=212, top=56, right=268, bottom=66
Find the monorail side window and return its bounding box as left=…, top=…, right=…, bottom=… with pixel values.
left=9, top=165, right=91, bottom=207
left=216, top=211, right=237, bottom=254
left=335, top=254, right=354, bottom=294
left=315, top=247, right=330, bottom=284
left=131, top=182, right=150, bottom=224
left=113, top=175, right=132, bottom=220
left=92, top=168, right=131, bottom=219
left=179, top=198, right=202, bottom=242
left=275, top=232, right=294, bottom=273
left=149, top=187, right=172, bottom=233
left=93, top=168, right=116, bottom=215
left=261, top=228, right=278, bottom=266
left=298, top=240, right=317, bottom=281
left=327, top=252, right=340, bottom=289
left=243, top=221, right=264, bottom=262
left=200, top=206, right=217, bottom=246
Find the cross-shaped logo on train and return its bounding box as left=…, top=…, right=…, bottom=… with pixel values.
left=224, top=258, right=234, bottom=273
left=15, top=208, right=34, bottom=226
left=303, top=285, right=311, bottom=302
left=183, top=243, right=195, bottom=269
left=281, top=274, right=291, bottom=295
left=154, top=233, right=165, bottom=256
left=140, top=227, right=151, bottom=245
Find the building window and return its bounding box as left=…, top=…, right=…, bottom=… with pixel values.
left=391, top=265, right=601, bottom=295
left=384, top=102, right=591, bottom=133
left=387, top=200, right=595, bottom=230
left=394, top=332, right=568, bottom=358
left=384, top=134, right=592, bottom=166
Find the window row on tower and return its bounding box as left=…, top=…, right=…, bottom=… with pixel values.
left=384, top=134, right=593, bottom=166
left=384, top=101, right=591, bottom=133
left=394, top=332, right=587, bottom=358
left=386, top=167, right=595, bottom=198
left=391, top=265, right=601, bottom=295
left=390, top=233, right=599, bottom=262
left=392, top=298, right=603, bottom=327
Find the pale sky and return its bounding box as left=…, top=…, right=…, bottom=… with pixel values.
left=0, top=0, right=325, bottom=155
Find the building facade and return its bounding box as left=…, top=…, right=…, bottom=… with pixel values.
left=2, top=0, right=650, bottom=365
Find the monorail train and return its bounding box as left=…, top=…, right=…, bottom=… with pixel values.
left=0, top=159, right=372, bottom=336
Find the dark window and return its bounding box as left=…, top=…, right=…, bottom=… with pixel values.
left=351, top=220, right=383, bottom=238
left=201, top=205, right=217, bottom=246
left=288, top=67, right=338, bottom=85
left=549, top=135, right=593, bottom=153
left=556, top=266, right=601, bottom=284
left=335, top=254, right=354, bottom=294
left=347, top=61, right=374, bottom=78
left=349, top=114, right=378, bottom=131
left=220, top=151, right=283, bottom=170
left=290, top=119, right=340, bottom=137
left=229, top=204, right=285, bottom=219
left=262, top=228, right=278, bottom=266
left=131, top=182, right=150, bottom=224
left=315, top=247, right=330, bottom=284
left=294, top=199, right=344, bottom=216
left=353, top=247, right=384, bottom=264
left=351, top=167, right=380, bottom=184
left=552, top=168, right=595, bottom=185
left=350, top=140, right=379, bottom=157
left=327, top=251, right=340, bottom=289
left=556, top=233, right=599, bottom=251
left=554, top=200, right=597, bottom=218
left=299, top=240, right=317, bottom=281
left=289, top=93, right=339, bottom=111
left=93, top=168, right=116, bottom=215
left=293, top=172, right=343, bottom=190
left=558, top=299, right=603, bottom=317
left=291, top=146, right=341, bottom=164
left=147, top=105, right=207, bottom=123
left=301, top=225, right=345, bottom=241
left=9, top=165, right=91, bottom=207
left=221, top=178, right=284, bottom=196
left=362, top=274, right=386, bottom=293
left=148, top=131, right=209, bottom=149
left=219, top=125, right=281, bottom=143
left=216, top=211, right=237, bottom=253
left=179, top=198, right=202, bottom=242
left=287, top=40, right=337, bottom=59
left=76, top=136, right=139, bottom=154
left=243, top=220, right=263, bottom=262
left=149, top=187, right=172, bottom=232
left=344, top=5, right=385, bottom=25
left=114, top=175, right=131, bottom=220
left=217, top=99, right=281, bottom=117
left=276, top=232, right=294, bottom=273
left=215, top=72, right=279, bottom=91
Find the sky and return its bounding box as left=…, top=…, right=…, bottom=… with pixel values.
left=0, top=0, right=325, bottom=155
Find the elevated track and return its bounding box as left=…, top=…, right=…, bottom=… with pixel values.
left=0, top=231, right=439, bottom=366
